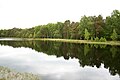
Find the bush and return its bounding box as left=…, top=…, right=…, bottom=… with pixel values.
left=94, top=37, right=99, bottom=42
left=0, top=66, right=40, bottom=80
left=110, top=29, right=118, bottom=41
left=99, top=37, right=107, bottom=42
left=103, top=38, right=107, bottom=42
left=90, top=37, right=93, bottom=41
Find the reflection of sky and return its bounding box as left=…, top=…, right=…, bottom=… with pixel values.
left=0, top=45, right=119, bottom=80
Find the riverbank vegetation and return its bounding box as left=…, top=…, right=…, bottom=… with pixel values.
left=0, top=10, right=120, bottom=41
left=0, top=66, right=40, bottom=80
left=27, top=38, right=120, bottom=46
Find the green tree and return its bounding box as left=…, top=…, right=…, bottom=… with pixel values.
left=105, top=16, right=112, bottom=39
left=63, top=20, right=71, bottom=39
left=105, top=10, right=120, bottom=40
left=79, top=16, right=89, bottom=39
left=70, top=22, right=79, bottom=39
left=78, top=16, right=96, bottom=39
left=84, top=29, right=90, bottom=40
left=94, top=15, right=105, bottom=38
left=111, top=29, right=118, bottom=40
left=34, top=26, right=41, bottom=38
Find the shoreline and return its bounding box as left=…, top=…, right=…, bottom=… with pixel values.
left=0, top=38, right=120, bottom=46
left=27, top=38, right=120, bottom=46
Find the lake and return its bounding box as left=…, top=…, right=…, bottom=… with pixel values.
left=0, top=39, right=120, bottom=80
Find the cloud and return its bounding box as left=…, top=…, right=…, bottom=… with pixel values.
left=0, top=0, right=120, bottom=29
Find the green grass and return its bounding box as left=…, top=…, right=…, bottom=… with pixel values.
left=25, top=38, right=120, bottom=46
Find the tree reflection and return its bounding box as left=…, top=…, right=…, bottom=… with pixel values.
left=0, top=40, right=120, bottom=76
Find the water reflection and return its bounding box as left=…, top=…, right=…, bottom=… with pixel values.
left=0, top=40, right=120, bottom=80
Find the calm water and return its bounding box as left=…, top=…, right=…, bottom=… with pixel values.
left=0, top=39, right=120, bottom=80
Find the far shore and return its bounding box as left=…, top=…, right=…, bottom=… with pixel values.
left=0, top=38, right=120, bottom=46
left=25, top=38, right=120, bottom=46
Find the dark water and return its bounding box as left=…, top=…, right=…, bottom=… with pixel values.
left=0, top=39, right=120, bottom=80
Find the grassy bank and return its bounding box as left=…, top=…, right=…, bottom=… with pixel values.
left=26, top=38, right=120, bottom=46
left=0, top=66, right=40, bottom=80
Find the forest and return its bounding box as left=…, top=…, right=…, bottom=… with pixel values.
left=0, top=10, right=120, bottom=41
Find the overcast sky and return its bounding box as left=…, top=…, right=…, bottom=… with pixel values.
left=0, top=0, right=120, bottom=29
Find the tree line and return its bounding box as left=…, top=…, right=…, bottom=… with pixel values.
left=0, top=10, right=120, bottom=41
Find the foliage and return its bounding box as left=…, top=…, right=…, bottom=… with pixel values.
left=111, top=29, right=118, bottom=40
left=94, top=37, right=99, bottom=42
left=0, top=66, right=40, bottom=80
left=99, top=37, right=107, bottom=42
left=84, top=28, right=90, bottom=40
left=90, top=37, right=93, bottom=41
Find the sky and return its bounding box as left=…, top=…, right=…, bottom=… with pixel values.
left=0, top=0, right=120, bottom=29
